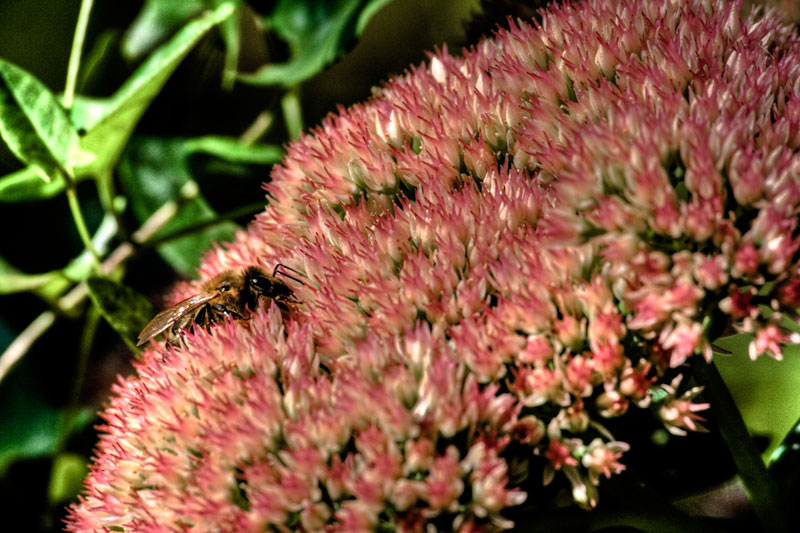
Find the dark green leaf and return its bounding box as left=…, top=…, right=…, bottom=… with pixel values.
left=184, top=136, right=283, bottom=164
left=0, top=59, right=81, bottom=190
left=238, top=0, right=392, bottom=87
left=86, top=276, right=155, bottom=350
left=0, top=363, right=94, bottom=476
left=119, top=136, right=238, bottom=275
left=0, top=394, right=61, bottom=476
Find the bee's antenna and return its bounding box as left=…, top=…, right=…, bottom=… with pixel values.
left=273, top=263, right=305, bottom=285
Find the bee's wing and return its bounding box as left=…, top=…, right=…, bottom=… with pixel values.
left=136, top=292, right=218, bottom=346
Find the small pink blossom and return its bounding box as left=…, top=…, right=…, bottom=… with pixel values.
left=581, top=438, right=630, bottom=483
left=777, top=277, right=800, bottom=308
left=591, top=342, right=626, bottom=377
left=511, top=415, right=546, bottom=445
left=719, top=285, right=758, bottom=320
left=619, top=361, right=656, bottom=406
left=693, top=253, right=729, bottom=290
left=545, top=439, right=579, bottom=471
left=422, top=447, right=464, bottom=511
left=517, top=334, right=554, bottom=366
left=732, top=241, right=760, bottom=279
left=565, top=354, right=595, bottom=397
left=749, top=324, right=800, bottom=361
left=660, top=320, right=711, bottom=367
left=596, top=389, right=630, bottom=417
left=658, top=377, right=710, bottom=436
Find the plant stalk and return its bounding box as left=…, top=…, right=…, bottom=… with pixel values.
left=64, top=178, right=101, bottom=270
left=281, top=87, right=303, bottom=140
left=692, top=358, right=787, bottom=532
left=63, top=0, right=94, bottom=109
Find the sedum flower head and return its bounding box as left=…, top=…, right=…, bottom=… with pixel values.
left=68, top=0, right=800, bottom=531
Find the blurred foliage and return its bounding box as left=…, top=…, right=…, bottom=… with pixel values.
left=0, top=0, right=798, bottom=532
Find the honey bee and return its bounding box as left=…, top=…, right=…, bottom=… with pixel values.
left=137, top=265, right=301, bottom=347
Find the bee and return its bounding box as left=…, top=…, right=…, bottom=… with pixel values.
left=137, top=265, right=302, bottom=347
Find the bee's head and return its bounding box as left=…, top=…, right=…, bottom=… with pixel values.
left=244, top=266, right=294, bottom=309
left=245, top=268, right=271, bottom=294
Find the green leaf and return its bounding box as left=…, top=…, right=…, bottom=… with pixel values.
left=119, top=136, right=238, bottom=275
left=0, top=166, right=66, bottom=202
left=121, top=0, right=206, bottom=60
left=714, top=337, right=800, bottom=459
left=74, top=2, right=236, bottom=185
left=184, top=136, right=283, bottom=164
left=47, top=452, right=89, bottom=505
left=238, top=0, right=392, bottom=87
left=0, top=59, right=80, bottom=184
left=86, top=276, right=155, bottom=350
left=0, top=256, right=60, bottom=295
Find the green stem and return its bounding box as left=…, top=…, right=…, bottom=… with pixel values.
left=239, top=109, right=275, bottom=145
left=64, top=178, right=101, bottom=271
left=692, top=358, right=787, bottom=532
left=95, top=170, right=128, bottom=243
left=63, top=0, right=94, bottom=109
left=144, top=201, right=266, bottom=247
left=281, top=86, right=303, bottom=140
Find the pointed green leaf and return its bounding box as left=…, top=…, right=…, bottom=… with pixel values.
left=86, top=276, right=155, bottom=350
left=0, top=166, right=66, bottom=202
left=0, top=59, right=79, bottom=182
left=73, top=2, right=235, bottom=182
left=238, top=0, right=392, bottom=87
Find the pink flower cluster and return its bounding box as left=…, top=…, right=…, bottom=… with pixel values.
left=68, top=0, right=800, bottom=531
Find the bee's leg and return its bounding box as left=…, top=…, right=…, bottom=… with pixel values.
left=195, top=305, right=213, bottom=327
left=272, top=264, right=306, bottom=286
left=165, top=325, right=185, bottom=348
left=211, top=303, right=246, bottom=322
left=273, top=300, right=293, bottom=322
